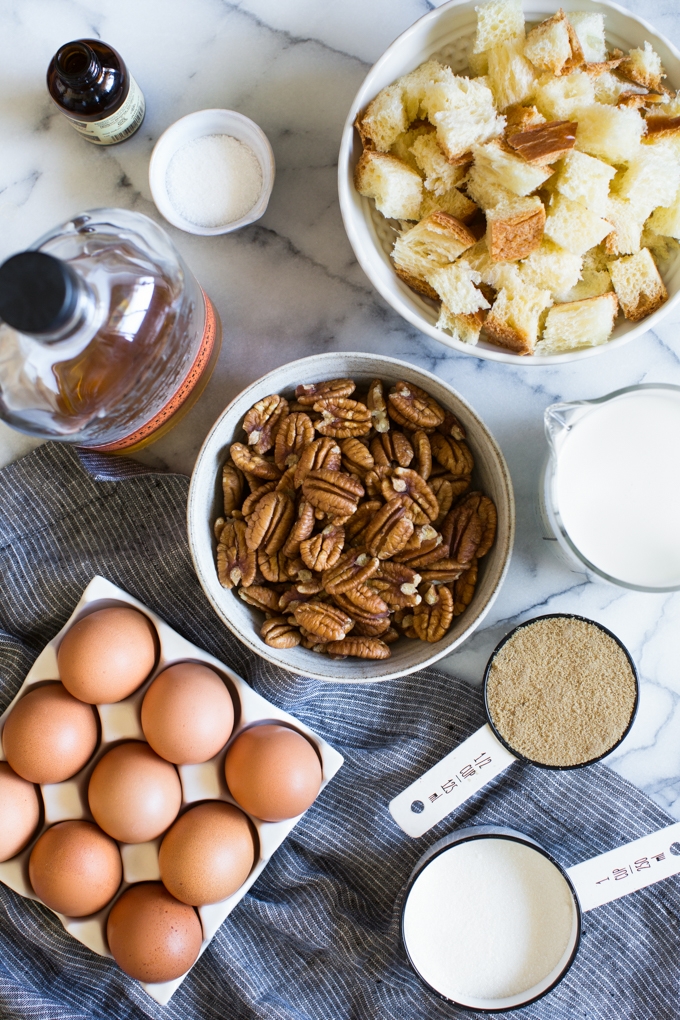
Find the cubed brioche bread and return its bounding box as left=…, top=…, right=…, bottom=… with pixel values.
left=487, top=195, right=546, bottom=261
left=419, top=187, right=478, bottom=222
left=592, top=72, right=643, bottom=105
left=392, top=211, right=477, bottom=283
left=648, top=191, right=680, bottom=240
left=618, top=41, right=666, bottom=91
left=568, top=12, right=607, bottom=64
left=394, top=266, right=440, bottom=301
left=421, top=75, right=505, bottom=161
left=534, top=71, right=595, bottom=120
left=604, top=196, right=645, bottom=255
left=544, top=194, right=612, bottom=255
left=411, top=134, right=467, bottom=195
left=354, top=150, right=423, bottom=220
left=487, top=38, right=537, bottom=110
left=616, top=142, right=680, bottom=214
left=356, top=85, right=409, bottom=152
left=399, top=60, right=457, bottom=122
left=609, top=247, right=668, bottom=320
left=538, top=292, right=618, bottom=352
left=641, top=228, right=680, bottom=263
left=562, top=268, right=613, bottom=301
left=524, top=11, right=573, bottom=75
left=465, top=165, right=516, bottom=210
left=504, top=103, right=546, bottom=134
left=574, top=104, right=645, bottom=162
left=390, top=121, right=434, bottom=170
left=437, top=306, right=485, bottom=344
left=484, top=282, right=552, bottom=354
left=472, top=139, right=553, bottom=195
left=554, top=149, right=616, bottom=215
left=426, top=263, right=491, bottom=315
left=473, top=0, right=525, bottom=56
left=519, top=239, right=583, bottom=298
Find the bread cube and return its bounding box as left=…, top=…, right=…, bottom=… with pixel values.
left=487, top=38, right=537, bottom=110
left=390, top=122, right=435, bottom=171
left=519, top=239, right=583, bottom=298
left=592, top=72, right=644, bottom=105
left=354, top=151, right=423, bottom=221
left=544, top=194, right=612, bottom=255
left=419, top=187, right=479, bottom=222
left=641, top=228, right=680, bottom=263
left=465, top=165, right=516, bottom=210
left=568, top=12, right=607, bottom=63
left=562, top=269, right=613, bottom=301
left=411, top=134, right=467, bottom=195
left=554, top=150, right=616, bottom=215
left=427, top=263, right=491, bottom=315
left=534, top=71, right=595, bottom=120
left=648, top=191, right=680, bottom=239
left=392, top=212, right=477, bottom=283
left=473, top=139, right=553, bottom=195
left=356, top=85, right=409, bottom=152
left=487, top=195, right=546, bottom=261
left=618, top=41, right=666, bottom=91
left=609, top=247, right=668, bottom=320
left=421, top=75, right=505, bottom=161
left=616, top=142, right=680, bottom=215
left=484, top=282, right=552, bottom=354
left=538, top=292, right=618, bottom=352
left=399, top=60, right=457, bottom=122
left=604, top=196, right=645, bottom=255
left=437, top=307, right=485, bottom=344
left=524, top=12, right=573, bottom=75
left=575, top=104, right=645, bottom=162
left=504, top=103, right=546, bottom=134
left=473, top=0, right=525, bottom=56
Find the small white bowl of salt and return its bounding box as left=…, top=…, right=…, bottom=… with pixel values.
left=149, top=109, right=275, bottom=235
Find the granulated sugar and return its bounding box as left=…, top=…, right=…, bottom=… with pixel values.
left=403, top=838, right=576, bottom=1005
left=166, top=133, right=263, bottom=227
left=486, top=616, right=637, bottom=767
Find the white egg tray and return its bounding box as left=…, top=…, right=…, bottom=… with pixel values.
left=0, top=575, right=344, bottom=1004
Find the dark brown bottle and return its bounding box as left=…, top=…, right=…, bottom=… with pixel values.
left=47, top=39, right=145, bottom=145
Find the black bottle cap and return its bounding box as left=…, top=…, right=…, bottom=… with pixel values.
left=0, top=251, right=80, bottom=335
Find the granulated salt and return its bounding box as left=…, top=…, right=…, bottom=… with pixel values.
left=403, top=838, right=576, bottom=1005
left=486, top=616, right=637, bottom=767
left=166, top=133, right=263, bottom=228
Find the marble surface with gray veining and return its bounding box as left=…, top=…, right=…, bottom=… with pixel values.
left=2, top=0, right=680, bottom=820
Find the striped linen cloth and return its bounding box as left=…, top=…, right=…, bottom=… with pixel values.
left=0, top=442, right=678, bottom=1020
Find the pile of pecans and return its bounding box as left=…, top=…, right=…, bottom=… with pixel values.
left=214, top=378, right=497, bottom=660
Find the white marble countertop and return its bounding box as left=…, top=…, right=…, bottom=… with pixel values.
left=2, top=0, right=680, bottom=822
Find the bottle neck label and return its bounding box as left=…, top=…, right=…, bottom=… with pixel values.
left=65, top=74, right=145, bottom=144
left=88, top=290, right=220, bottom=453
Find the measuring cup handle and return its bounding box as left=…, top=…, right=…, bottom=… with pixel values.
left=388, top=723, right=516, bottom=838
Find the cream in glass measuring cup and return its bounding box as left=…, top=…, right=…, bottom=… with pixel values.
left=542, top=384, right=680, bottom=591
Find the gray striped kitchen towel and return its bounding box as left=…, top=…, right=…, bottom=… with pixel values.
left=0, top=442, right=678, bottom=1020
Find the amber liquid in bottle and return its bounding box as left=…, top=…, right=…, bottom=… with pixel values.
left=47, top=39, right=145, bottom=145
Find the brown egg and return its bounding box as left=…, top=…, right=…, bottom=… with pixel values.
left=141, top=663, right=234, bottom=765
left=88, top=742, right=181, bottom=844
left=0, top=762, right=41, bottom=861
left=159, top=802, right=255, bottom=906
left=58, top=606, right=157, bottom=704
left=3, top=683, right=98, bottom=784
left=225, top=724, right=322, bottom=822
left=29, top=820, right=121, bottom=916
left=107, top=882, right=202, bottom=982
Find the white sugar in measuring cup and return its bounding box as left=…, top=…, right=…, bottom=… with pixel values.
left=401, top=822, right=680, bottom=1012
left=390, top=614, right=639, bottom=840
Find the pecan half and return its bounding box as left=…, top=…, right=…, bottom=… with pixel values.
left=314, top=397, right=371, bottom=438
left=322, top=549, right=380, bottom=594
left=303, top=469, right=365, bottom=517
left=418, top=559, right=465, bottom=583
left=393, top=524, right=444, bottom=565
left=217, top=519, right=257, bottom=589
left=295, top=378, right=356, bottom=406
left=294, top=437, right=342, bottom=488
left=353, top=616, right=391, bottom=637
left=231, top=442, right=282, bottom=480
left=411, top=430, right=432, bottom=481
left=325, top=637, right=391, bottom=659
left=450, top=559, right=478, bottom=616
left=274, top=412, right=314, bottom=470
left=341, top=437, right=375, bottom=477
left=222, top=460, right=244, bottom=515
left=346, top=500, right=384, bottom=546
left=369, top=577, right=421, bottom=609
left=293, top=601, right=354, bottom=641
left=471, top=494, right=497, bottom=558
left=275, top=465, right=297, bottom=497
left=388, top=381, right=446, bottom=432
left=382, top=467, right=438, bottom=523
left=437, top=411, right=466, bottom=442
left=300, top=524, right=345, bottom=572
left=413, top=584, right=454, bottom=642
left=257, top=548, right=288, bottom=583
left=363, top=496, right=415, bottom=559
left=366, top=378, right=390, bottom=433
left=278, top=582, right=323, bottom=614
left=239, top=585, right=282, bottom=613
left=364, top=466, right=391, bottom=498
left=371, top=431, right=414, bottom=468
left=441, top=491, right=496, bottom=562
left=245, top=491, right=295, bottom=555
left=430, top=477, right=455, bottom=527
left=333, top=584, right=388, bottom=618
left=430, top=434, right=474, bottom=478
left=242, top=481, right=277, bottom=518
left=282, top=499, right=315, bottom=558
left=261, top=616, right=301, bottom=648
left=243, top=395, right=289, bottom=454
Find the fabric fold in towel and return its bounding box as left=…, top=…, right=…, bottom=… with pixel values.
left=0, top=442, right=678, bottom=1020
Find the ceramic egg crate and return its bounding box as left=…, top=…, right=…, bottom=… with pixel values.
left=0, top=575, right=343, bottom=1004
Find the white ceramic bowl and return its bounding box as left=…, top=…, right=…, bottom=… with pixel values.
left=338, top=0, right=680, bottom=365
left=149, top=109, right=275, bottom=235
left=188, top=353, right=515, bottom=682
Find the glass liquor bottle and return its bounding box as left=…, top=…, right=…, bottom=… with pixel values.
left=0, top=209, right=221, bottom=451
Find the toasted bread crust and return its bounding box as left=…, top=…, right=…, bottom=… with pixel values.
left=487, top=204, right=546, bottom=261
left=394, top=266, right=440, bottom=301
left=483, top=316, right=533, bottom=354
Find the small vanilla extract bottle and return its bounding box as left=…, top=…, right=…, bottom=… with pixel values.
left=47, top=39, right=145, bottom=145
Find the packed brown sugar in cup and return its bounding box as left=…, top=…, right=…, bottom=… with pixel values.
left=486, top=617, right=637, bottom=767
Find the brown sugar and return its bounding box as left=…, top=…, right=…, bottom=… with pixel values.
left=485, top=616, right=637, bottom=767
